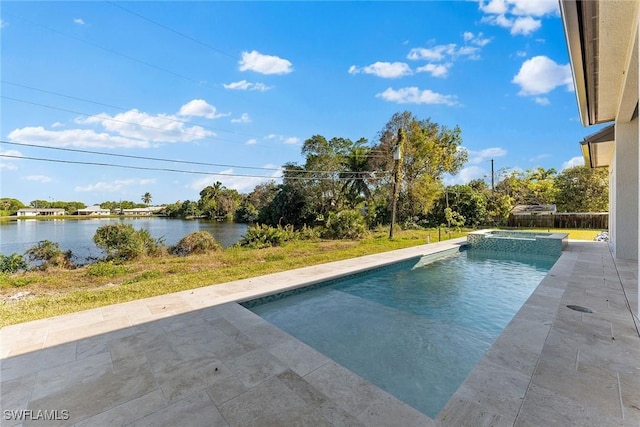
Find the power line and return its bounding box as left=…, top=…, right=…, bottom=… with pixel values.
left=2, top=95, right=247, bottom=145
left=106, top=1, right=237, bottom=60
left=3, top=11, right=206, bottom=87
left=0, top=140, right=383, bottom=176
left=3, top=90, right=386, bottom=158
left=1, top=140, right=279, bottom=171
left=0, top=154, right=381, bottom=181
left=2, top=81, right=258, bottom=139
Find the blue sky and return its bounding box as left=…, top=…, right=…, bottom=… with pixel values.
left=0, top=1, right=604, bottom=206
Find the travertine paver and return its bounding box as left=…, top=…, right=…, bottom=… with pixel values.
left=438, top=241, right=640, bottom=427
left=2, top=240, right=458, bottom=426
left=1, top=239, right=638, bottom=426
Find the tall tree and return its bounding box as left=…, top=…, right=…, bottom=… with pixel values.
left=371, top=111, right=467, bottom=222
left=555, top=166, right=609, bottom=212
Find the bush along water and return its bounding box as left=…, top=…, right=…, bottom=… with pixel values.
left=0, top=253, right=28, bottom=274
left=25, top=240, right=74, bottom=270
left=93, top=224, right=164, bottom=261
left=170, top=231, right=221, bottom=256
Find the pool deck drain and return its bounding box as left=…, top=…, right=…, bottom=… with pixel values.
left=1, top=239, right=639, bottom=426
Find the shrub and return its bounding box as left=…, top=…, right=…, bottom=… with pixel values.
left=0, top=253, right=28, bottom=274
left=239, top=224, right=297, bottom=248
left=93, top=223, right=163, bottom=261
left=171, top=231, right=221, bottom=256
left=85, top=261, right=131, bottom=278
left=24, top=240, right=74, bottom=270
left=323, top=210, right=367, bottom=239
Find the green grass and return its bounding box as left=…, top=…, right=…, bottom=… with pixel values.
left=505, top=228, right=602, bottom=241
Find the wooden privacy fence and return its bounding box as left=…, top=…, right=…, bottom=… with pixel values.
left=507, top=213, right=608, bottom=229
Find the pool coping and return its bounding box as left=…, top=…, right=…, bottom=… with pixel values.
left=2, top=238, right=638, bottom=426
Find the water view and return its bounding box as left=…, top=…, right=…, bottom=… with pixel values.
left=0, top=218, right=248, bottom=264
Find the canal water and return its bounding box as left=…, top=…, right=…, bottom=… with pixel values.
left=0, top=218, right=248, bottom=264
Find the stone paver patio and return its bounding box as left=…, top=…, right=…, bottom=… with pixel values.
left=1, top=239, right=639, bottom=426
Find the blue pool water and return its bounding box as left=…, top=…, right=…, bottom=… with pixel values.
left=245, top=249, right=559, bottom=418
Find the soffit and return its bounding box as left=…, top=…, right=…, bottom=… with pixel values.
left=561, top=1, right=639, bottom=125
left=596, top=1, right=639, bottom=124
left=581, top=124, right=615, bottom=168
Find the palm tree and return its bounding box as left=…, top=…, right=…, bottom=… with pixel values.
left=141, top=192, right=152, bottom=206
left=340, top=142, right=372, bottom=207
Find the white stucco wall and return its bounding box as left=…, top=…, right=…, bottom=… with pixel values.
left=611, top=118, right=639, bottom=260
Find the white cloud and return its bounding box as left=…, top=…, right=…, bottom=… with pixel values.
left=73, top=18, right=85, bottom=25
left=479, top=0, right=508, bottom=15
left=516, top=50, right=527, bottom=57
left=0, top=148, right=22, bottom=170
left=223, top=80, right=272, bottom=91
left=376, top=87, right=458, bottom=106
left=24, top=175, right=52, bottom=183
left=511, top=16, right=541, bottom=35
left=479, top=0, right=558, bottom=35
left=283, top=137, right=300, bottom=145
left=348, top=62, right=412, bottom=78
left=512, top=56, right=573, bottom=95
left=529, top=153, right=551, bottom=162
left=51, top=121, right=64, bottom=128
left=75, top=178, right=153, bottom=193
left=262, top=134, right=300, bottom=144
left=189, top=165, right=282, bottom=193
left=562, top=156, right=584, bottom=170
left=508, top=0, right=559, bottom=16
left=407, top=43, right=480, bottom=61
left=466, top=147, right=507, bottom=164
left=463, top=31, right=492, bottom=47
left=79, top=109, right=213, bottom=143
left=444, top=166, right=488, bottom=185
left=534, top=96, right=550, bottom=106
left=8, top=126, right=151, bottom=148
left=239, top=50, right=293, bottom=75
left=0, top=162, right=18, bottom=170
left=416, top=63, right=451, bottom=78
left=246, top=138, right=257, bottom=145
left=231, top=113, right=251, bottom=124
left=178, top=99, right=226, bottom=119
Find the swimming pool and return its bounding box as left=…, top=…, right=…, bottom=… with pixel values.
left=244, top=248, right=559, bottom=418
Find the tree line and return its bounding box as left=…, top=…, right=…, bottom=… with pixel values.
left=1, top=111, right=608, bottom=227
left=163, top=111, right=608, bottom=228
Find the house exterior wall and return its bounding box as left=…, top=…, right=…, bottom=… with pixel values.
left=610, top=117, right=639, bottom=260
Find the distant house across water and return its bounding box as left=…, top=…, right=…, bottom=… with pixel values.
left=16, top=208, right=66, bottom=217
left=77, top=206, right=111, bottom=216
left=119, top=207, right=164, bottom=216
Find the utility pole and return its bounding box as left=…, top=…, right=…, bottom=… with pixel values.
left=389, top=129, right=404, bottom=239
left=491, top=159, right=495, bottom=191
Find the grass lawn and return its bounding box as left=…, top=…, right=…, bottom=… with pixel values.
left=509, top=228, right=602, bottom=241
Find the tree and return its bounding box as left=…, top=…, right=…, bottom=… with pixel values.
left=340, top=139, right=372, bottom=208
left=258, top=183, right=314, bottom=227
left=142, top=192, right=152, bottom=206
left=198, top=181, right=242, bottom=220
left=555, top=166, right=609, bottom=212
left=0, top=198, right=26, bottom=215
left=371, top=111, right=467, bottom=222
